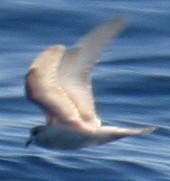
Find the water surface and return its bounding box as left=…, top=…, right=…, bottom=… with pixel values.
left=0, top=1, right=170, bottom=180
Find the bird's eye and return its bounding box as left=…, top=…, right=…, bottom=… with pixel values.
left=31, top=129, right=39, bottom=136
left=31, top=126, right=43, bottom=136
left=33, top=130, right=38, bottom=135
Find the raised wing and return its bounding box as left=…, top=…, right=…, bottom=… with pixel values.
left=25, top=46, right=83, bottom=125
left=58, top=17, right=126, bottom=122
left=25, top=17, right=126, bottom=129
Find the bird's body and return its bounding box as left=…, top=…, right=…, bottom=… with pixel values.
left=31, top=125, right=155, bottom=150
left=25, top=17, right=156, bottom=149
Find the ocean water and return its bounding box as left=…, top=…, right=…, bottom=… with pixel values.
left=0, top=0, right=170, bottom=180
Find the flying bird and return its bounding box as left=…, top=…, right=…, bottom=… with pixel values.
left=25, top=17, right=156, bottom=149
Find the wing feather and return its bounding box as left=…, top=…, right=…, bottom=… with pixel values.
left=58, top=17, right=126, bottom=121
left=25, top=17, right=126, bottom=128
left=25, top=45, right=82, bottom=125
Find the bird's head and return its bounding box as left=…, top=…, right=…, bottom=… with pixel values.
left=25, top=125, right=45, bottom=147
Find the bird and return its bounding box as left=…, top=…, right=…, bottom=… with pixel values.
left=25, top=17, right=156, bottom=150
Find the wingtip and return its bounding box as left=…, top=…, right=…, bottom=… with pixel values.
left=113, top=16, right=128, bottom=24
left=141, top=126, right=158, bottom=135
left=106, top=16, right=128, bottom=35
left=47, top=45, right=65, bottom=53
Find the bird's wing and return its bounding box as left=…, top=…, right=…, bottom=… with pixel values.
left=25, top=17, right=126, bottom=130
left=25, top=45, right=84, bottom=127
left=58, top=17, right=126, bottom=123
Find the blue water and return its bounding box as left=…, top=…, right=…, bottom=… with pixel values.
left=0, top=0, right=170, bottom=180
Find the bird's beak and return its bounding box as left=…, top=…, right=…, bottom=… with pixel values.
left=25, top=138, right=33, bottom=148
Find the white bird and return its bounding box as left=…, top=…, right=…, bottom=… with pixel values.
left=25, top=17, right=156, bottom=149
